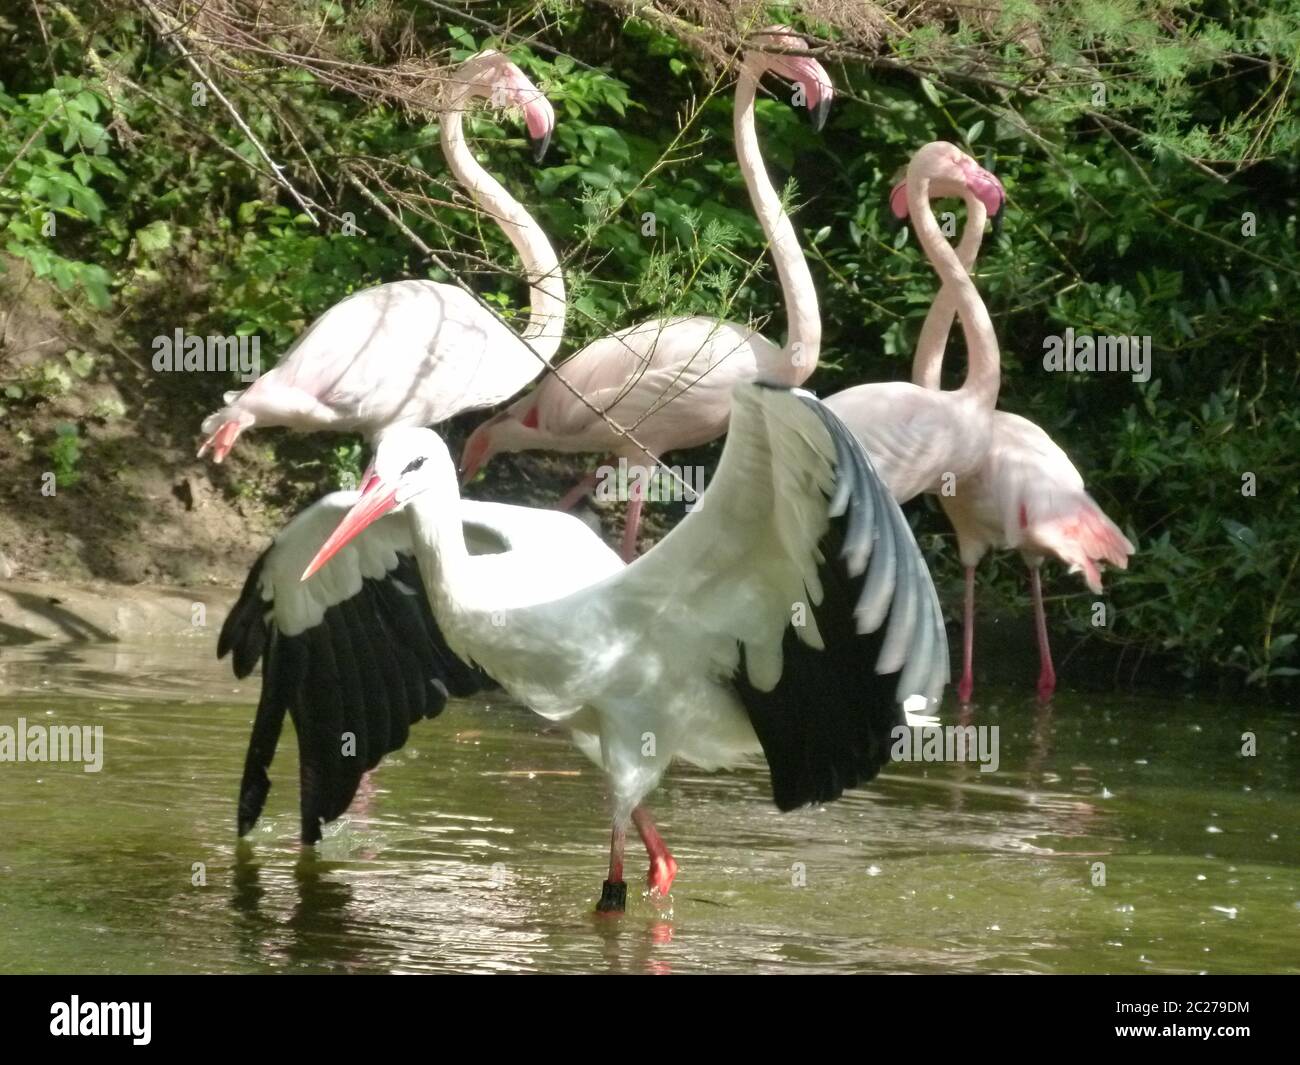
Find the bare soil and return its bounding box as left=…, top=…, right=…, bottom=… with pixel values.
left=0, top=255, right=669, bottom=589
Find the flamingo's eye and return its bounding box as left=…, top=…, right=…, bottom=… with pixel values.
left=401, top=457, right=427, bottom=475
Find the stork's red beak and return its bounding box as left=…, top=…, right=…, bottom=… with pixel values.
left=301, top=478, right=399, bottom=582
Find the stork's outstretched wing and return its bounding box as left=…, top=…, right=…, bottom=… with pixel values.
left=219, top=493, right=498, bottom=843
left=591, top=381, right=949, bottom=808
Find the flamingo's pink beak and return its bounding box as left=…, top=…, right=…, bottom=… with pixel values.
left=458, top=428, right=491, bottom=487
left=889, top=180, right=909, bottom=220
left=522, top=94, right=554, bottom=162
left=198, top=419, right=244, bottom=463
left=785, top=56, right=834, bottom=131
left=959, top=156, right=1006, bottom=217
left=302, top=478, right=399, bottom=582
left=498, top=63, right=555, bottom=162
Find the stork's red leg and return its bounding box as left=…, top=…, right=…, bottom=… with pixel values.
left=596, top=822, right=628, bottom=914
left=1030, top=566, right=1056, bottom=702
left=632, top=805, right=678, bottom=896
left=957, top=565, right=976, bottom=704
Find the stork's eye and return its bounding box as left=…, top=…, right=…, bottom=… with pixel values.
left=401, top=456, right=427, bottom=475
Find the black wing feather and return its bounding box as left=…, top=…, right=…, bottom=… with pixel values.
left=733, top=389, right=938, bottom=811
left=734, top=516, right=903, bottom=810
left=219, top=544, right=495, bottom=844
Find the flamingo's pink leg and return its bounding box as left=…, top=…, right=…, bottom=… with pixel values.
left=620, top=475, right=645, bottom=562
left=632, top=805, right=678, bottom=896
left=1030, top=566, right=1056, bottom=702
left=596, top=822, right=628, bottom=914
left=555, top=470, right=599, bottom=512
left=957, top=566, right=976, bottom=704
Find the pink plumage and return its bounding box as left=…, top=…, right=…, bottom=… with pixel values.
left=197, top=52, right=564, bottom=462
left=458, top=29, right=833, bottom=561
left=942, top=411, right=1134, bottom=595
left=895, top=160, right=1133, bottom=700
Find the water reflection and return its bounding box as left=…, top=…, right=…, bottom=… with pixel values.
left=0, top=639, right=1296, bottom=974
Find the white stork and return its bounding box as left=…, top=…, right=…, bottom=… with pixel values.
left=221, top=380, right=949, bottom=913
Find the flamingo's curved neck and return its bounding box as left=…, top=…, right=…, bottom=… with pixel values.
left=734, top=67, right=820, bottom=386
left=908, top=173, right=999, bottom=408
left=442, top=85, right=565, bottom=361
left=911, top=191, right=988, bottom=391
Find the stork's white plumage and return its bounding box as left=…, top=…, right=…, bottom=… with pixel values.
left=198, top=51, right=564, bottom=461
left=223, top=381, right=949, bottom=912
left=220, top=495, right=620, bottom=841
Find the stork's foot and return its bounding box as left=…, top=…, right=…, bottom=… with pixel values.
left=647, top=853, right=678, bottom=897
left=1036, top=671, right=1056, bottom=703
left=956, top=672, right=974, bottom=705
left=596, top=879, right=627, bottom=914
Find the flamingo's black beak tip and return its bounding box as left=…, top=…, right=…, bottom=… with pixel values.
left=991, top=206, right=1005, bottom=236
left=808, top=95, right=832, bottom=133
left=529, top=129, right=552, bottom=164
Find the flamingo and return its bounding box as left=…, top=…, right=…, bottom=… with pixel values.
left=898, top=177, right=1134, bottom=703
left=222, top=355, right=948, bottom=915
left=198, top=51, right=565, bottom=462
left=457, top=27, right=832, bottom=561
left=822, top=141, right=1006, bottom=505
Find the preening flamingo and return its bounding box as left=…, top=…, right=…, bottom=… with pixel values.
left=198, top=51, right=565, bottom=462
left=900, top=179, right=1134, bottom=703
left=822, top=141, right=1006, bottom=504
left=458, top=27, right=832, bottom=560
left=222, top=338, right=948, bottom=915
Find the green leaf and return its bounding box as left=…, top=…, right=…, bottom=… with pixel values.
left=65, top=350, right=95, bottom=378
left=448, top=26, right=476, bottom=49
left=135, top=220, right=172, bottom=253
left=1221, top=519, right=1257, bottom=549
left=919, top=77, right=944, bottom=108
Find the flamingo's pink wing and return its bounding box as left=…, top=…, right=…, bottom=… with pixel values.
left=984, top=412, right=1134, bottom=590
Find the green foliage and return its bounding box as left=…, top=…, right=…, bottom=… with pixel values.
left=46, top=422, right=83, bottom=486
left=328, top=440, right=365, bottom=491
left=0, top=77, right=119, bottom=307
left=0, top=0, right=1296, bottom=687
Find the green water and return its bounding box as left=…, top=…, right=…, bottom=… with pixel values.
left=0, top=638, right=1296, bottom=974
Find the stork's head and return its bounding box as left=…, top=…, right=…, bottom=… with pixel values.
left=458, top=393, right=543, bottom=485
left=890, top=141, right=1005, bottom=220
left=301, top=428, right=454, bottom=581
left=457, top=50, right=556, bottom=162
left=745, top=26, right=834, bottom=131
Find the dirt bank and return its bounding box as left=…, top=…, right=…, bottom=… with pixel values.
left=0, top=254, right=637, bottom=587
